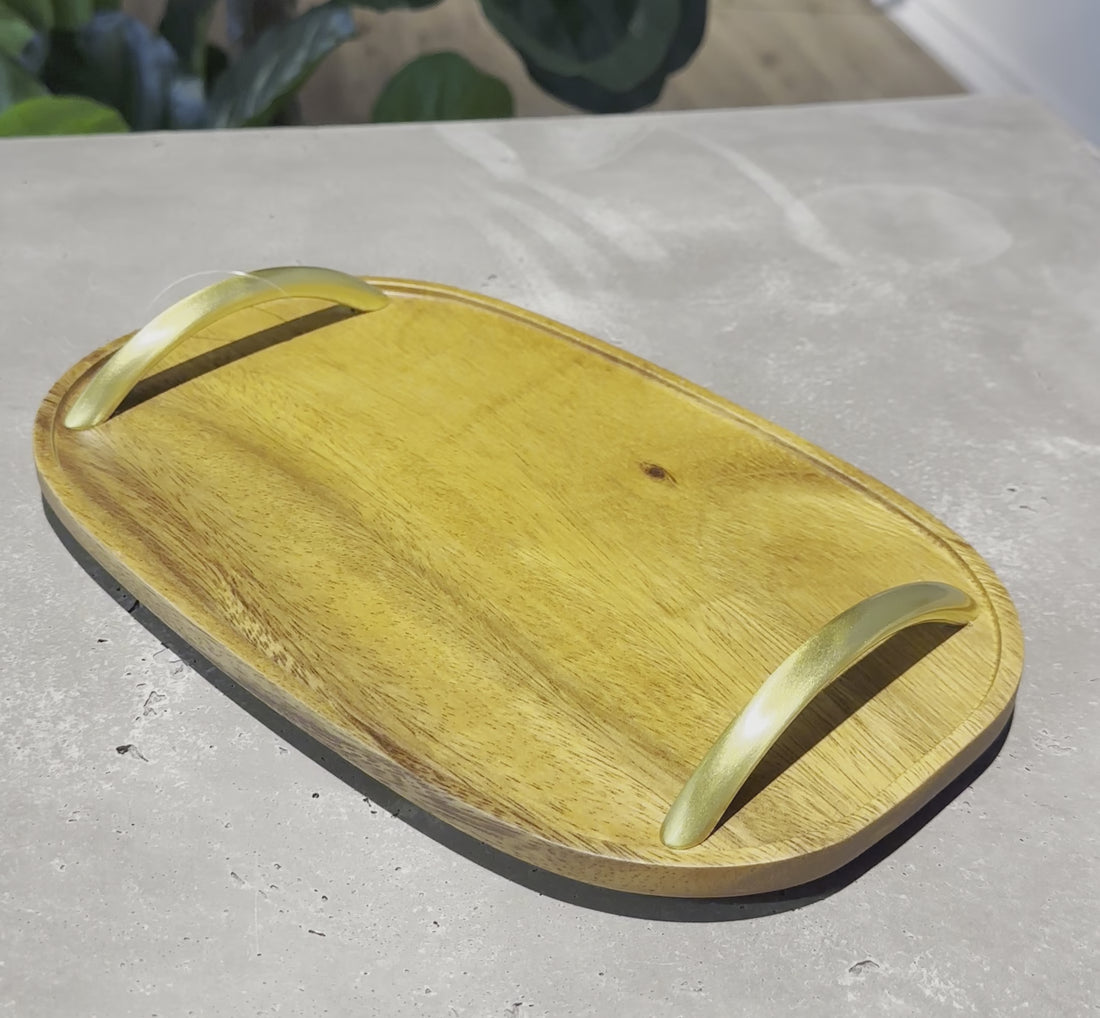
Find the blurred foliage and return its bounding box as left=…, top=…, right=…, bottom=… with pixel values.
left=0, top=0, right=705, bottom=135
left=0, top=91, right=125, bottom=132
left=372, top=50, right=512, bottom=121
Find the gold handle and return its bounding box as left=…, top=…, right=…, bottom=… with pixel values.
left=64, top=267, right=389, bottom=430
left=660, top=581, right=978, bottom=850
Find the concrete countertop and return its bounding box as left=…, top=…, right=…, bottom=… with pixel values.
left=2, top=95, right=1097, bottom=1016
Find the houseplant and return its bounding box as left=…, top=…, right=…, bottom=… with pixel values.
left=0, top=0, right=706, bottom=134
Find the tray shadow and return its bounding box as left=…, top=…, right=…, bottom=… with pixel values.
left=44, top=501, right=1012, bottom=922
left=114, top=305, right=359, bottom=419
left=721, top=621, right=963, bottom=822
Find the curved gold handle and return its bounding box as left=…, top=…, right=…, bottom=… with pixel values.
left=64, top=267, right=389, bottom=430
left=660, top=581, right=978, bottom=850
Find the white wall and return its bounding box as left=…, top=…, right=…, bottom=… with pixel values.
left=884, top=0, right=1100, bottom=143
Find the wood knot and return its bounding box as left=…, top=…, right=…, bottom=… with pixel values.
left=640, top=462, right=675, bottom=483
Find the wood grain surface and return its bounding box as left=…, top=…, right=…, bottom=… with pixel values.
left=34, top=279, right=1023, bottom=896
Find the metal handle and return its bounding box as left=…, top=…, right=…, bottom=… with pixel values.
left=660, top=581, right=978, bottom=850
left=64, top=267, right=389, bottom=430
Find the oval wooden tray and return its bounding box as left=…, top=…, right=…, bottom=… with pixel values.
left=34, top=270, right=1023, bottom=897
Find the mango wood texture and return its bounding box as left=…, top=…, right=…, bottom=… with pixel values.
left=34, top=279, right=1023, bottom=896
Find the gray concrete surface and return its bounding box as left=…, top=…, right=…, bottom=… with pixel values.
left=1, top=95, right=1098, bottom=1016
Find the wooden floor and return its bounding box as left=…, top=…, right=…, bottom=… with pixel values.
left=299, top=0, right=962, bottom=124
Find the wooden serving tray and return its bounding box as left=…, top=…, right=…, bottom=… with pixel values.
left=35, top=268, right=1023, bottom=897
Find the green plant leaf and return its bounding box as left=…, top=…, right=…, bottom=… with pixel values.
left=525, top=59, right=662, bottom=114
left=524, top=0, right=705, bottom=112
left=2, top=0, right=108, bottom=31
left=42, top=10, right=191, bottom=129
left=1, top=1, right=48, bottom=73
left=208, top=2, right=354, bottom=127
left=0, top=48, right=45, bottom=108
left=202, top=41, right=226, bottom=88
left=158, top=0, right=216, bottom=76
left=372, top=51, right=512, bottom=122
left=479, top=0, right=682, bottom=93
left=663, top=0, right=704, bottom=74
left=2, top=0, right=50, bottom=32
left=51, top=0, right=96, bottom=30
left=0, top=3, right=36, bottom=59
left=0, top=92, right=127, bottom=133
